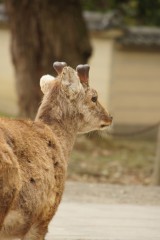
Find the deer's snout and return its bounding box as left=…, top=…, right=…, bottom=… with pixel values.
left=100, top=114, right=113, bottom=129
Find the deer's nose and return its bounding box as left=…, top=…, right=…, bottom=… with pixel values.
left=108, top=115, right=113, bottom=123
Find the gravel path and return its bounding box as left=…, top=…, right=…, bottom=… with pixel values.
left=63, top=181, right=160, bottom=205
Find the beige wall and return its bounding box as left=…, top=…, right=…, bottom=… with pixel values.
left=110, top=47, right=160, bottom=125
left=0, top=28, right=112, bottom=116
left=0, top=28, right=18, bottom=115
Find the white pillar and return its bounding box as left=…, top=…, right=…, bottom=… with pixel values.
left=89, top=37, right=113, bottom=109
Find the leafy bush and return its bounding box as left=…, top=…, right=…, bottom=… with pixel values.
left=81, top=0, right=160, bottom=26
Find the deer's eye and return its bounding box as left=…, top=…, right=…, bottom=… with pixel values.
left=91, top=96, right=97, bottom=103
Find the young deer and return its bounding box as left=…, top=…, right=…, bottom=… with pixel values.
left=0, top=62, right=112, bottom=240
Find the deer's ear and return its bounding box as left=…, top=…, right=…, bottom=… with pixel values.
left=40, top=74, right=55, bottom=94
left=61, top=67, right=82, bottom=98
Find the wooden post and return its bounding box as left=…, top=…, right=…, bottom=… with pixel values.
left=153, top=124, right=160, bottom=185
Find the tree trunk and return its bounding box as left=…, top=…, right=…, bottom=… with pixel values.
left=5, top=0, right=92, bottom=119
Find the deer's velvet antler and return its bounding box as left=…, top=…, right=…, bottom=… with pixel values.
left=53, top=61, right=67, bottom=74
left=76, top=64, right=90, bottom=85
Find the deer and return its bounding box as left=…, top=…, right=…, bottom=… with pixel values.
left=0, top=62, right=112, bottom=240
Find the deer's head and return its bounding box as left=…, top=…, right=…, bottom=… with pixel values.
left=39, top=62, right=112, bottom=134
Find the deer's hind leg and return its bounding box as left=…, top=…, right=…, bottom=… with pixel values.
left=0, top=144, right=21, bottom=229
left=22, top=221, right=49, bottom=240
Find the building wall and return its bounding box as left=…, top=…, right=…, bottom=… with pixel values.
left=110, top=46, right=160, bottom=126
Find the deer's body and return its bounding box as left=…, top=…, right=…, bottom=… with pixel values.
left=0, top=118, right=67, bottom=239
left=0, top=62, right=112, bottom=240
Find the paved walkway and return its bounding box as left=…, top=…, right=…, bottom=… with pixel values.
left=46, top=182, right=160, bottom=240
left=47, top=202, right=160, bottom=240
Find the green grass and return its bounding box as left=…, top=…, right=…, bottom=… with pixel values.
left=0, top=112, right=14, bottom=118
left=68, top=134, right=156, bottom=185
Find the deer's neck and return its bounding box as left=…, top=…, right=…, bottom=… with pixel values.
left=49, top=119, right=77, bottom=159
left=35, top=103, right=78, bottom=160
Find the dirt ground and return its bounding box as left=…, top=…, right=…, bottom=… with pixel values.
left=64, top=181, right=160, bottom=205
left=68, top=134, right=157, bottom=185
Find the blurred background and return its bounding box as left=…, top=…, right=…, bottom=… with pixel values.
left=0, top=0, right=160, bottom=186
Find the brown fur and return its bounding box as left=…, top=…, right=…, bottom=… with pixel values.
left=0, top=65, right=112, bottom=240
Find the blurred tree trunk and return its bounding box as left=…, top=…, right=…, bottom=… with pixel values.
left=5, top=0, right=92, bottom=119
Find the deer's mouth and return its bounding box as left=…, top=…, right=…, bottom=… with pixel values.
left=100, top=124, right=109, bottom=128
left=100, top=123, right=111, bottom=129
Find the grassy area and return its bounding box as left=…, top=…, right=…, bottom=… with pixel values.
left=68, top=133, right=156, bottom=185
left=0, top=112, right=16, bottom=118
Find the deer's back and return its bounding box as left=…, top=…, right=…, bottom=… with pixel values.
left=0, top=118, right=66, bottom=232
